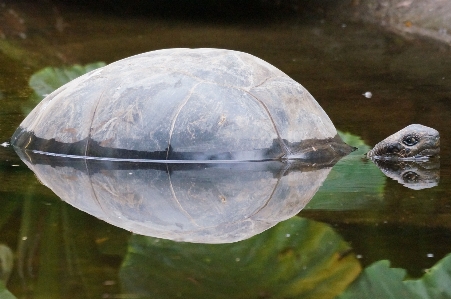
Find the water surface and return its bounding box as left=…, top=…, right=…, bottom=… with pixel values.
left=1, top=4, right=451, bottom=298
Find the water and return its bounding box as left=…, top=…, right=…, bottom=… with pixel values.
left=1, top=2, right=451, bottom=298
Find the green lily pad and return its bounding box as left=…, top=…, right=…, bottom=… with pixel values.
left=337, top=253, right=451, bottom=299
left=337, top=260, right=420, bottom=299
left=120, top=217, right=361, bottom=299
left=305, top=131, right=386, bottom=211
left=404, top=253, right=451, bottom=298
left=23, top=62, right=105, bottom=114
left=0, top=244, right=15, bottom=298
left=29, top=62, right=105, bottom=98
left=0, top=281, right=16, bottom=299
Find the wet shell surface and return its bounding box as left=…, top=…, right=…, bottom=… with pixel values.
left=12, top=48, right=352, bottom=162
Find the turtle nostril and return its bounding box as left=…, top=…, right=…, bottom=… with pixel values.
left=386, top=143, right=402, bottom=154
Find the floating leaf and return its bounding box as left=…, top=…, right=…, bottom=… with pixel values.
left=0, top=244, right=13, bottom=282
left=120, top=217, right=361, bottom=299
left=22, top=62, right=105, bottom=114
left=337, top=254, right=451, bottom=299
left=305, top=131, right=386, bottom=211
left=337, top=260, right=420, bottom=299
left=29, top=62, right=105, bottom=98
left=0, top=281, right=16, bottom=299
left=404, top=253, right=451, bottom=298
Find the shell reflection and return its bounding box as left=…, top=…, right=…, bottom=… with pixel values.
left=16, top=149, right=337, bottom=244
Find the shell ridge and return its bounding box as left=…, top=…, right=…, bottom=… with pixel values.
left=302, top=91, right=336, bottom=137
left=85, top=164, right=113, bottom=224
left=86, top=88, right=108, bottom=156
left=146, top=65, right=284, bottom=93
left=166, top=81, right=203, bottom=159
left=252, top=75, right=284, bottom=89
left=167, top=166, right=201, bottom=228
left=245, top=89, right=290, bottom=157
left=24, top=85, right=68, bottom=139
left=246, top=172, right=282, bottom=219
left=151, top=66, right=242, bottom=88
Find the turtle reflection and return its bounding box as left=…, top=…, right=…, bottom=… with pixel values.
left=371, top=158, right=440, bottom=190
left=16, top=149, right=336, bottom=244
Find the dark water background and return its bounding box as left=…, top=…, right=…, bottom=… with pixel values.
left=0, top=1, right=451, bottom=298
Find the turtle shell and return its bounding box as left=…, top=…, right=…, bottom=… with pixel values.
left=11, top=48, right=351, bottom=161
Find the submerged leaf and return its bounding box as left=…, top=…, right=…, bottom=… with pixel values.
left=120, top=217, right=361, bottom=299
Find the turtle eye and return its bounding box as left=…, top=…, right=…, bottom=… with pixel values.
left=402, top=171, right=419, bottom=183
left=403, top=135, right=419, bottom=146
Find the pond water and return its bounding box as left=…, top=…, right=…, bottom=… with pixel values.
left=1, top=2, right=451, bottom=298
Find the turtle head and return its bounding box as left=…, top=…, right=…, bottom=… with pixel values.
left=367, top=124, right=440, bottom=160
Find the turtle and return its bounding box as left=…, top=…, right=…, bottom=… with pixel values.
left=13, top=125, right=440, bottom=243
left=11, top=48, right=355, bottom=163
